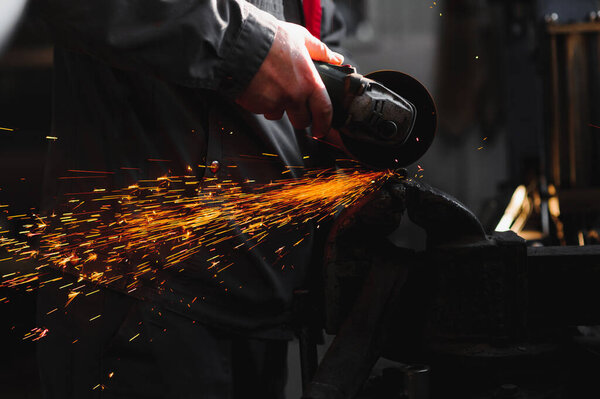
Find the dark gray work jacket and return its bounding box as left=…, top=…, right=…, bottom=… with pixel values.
left=33, top=0, right=346, bottom=338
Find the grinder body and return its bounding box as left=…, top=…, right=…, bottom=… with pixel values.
left=314, top=61, right=436, bottom=169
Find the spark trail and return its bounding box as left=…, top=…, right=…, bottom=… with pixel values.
left=0, top=168, right=390, bottom=291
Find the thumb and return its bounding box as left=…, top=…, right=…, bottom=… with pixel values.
left=303, top=32, right=344, bottom=65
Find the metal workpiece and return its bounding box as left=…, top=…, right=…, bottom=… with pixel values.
left=304, top=170, right=600, bottom=398
left=320, top=176, right=491, bottom=338
left=322, top=180, right=407, bottom=335
left=303, top=247, right=413, bottom=399
left=301, top=178, right=417, bottom=399
left=310, top=178, right=478, bottom=399
left=401, top=179, right=487, bottom=248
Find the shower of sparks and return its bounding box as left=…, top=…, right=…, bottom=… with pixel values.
left=22, top=327, right=49, bottom=341
left=477, top=136, right=488, bottom=151
left=0, top=168, right=390, bottom=293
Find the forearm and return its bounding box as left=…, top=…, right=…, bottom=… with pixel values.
left=35, top=0, right=278, bottom=96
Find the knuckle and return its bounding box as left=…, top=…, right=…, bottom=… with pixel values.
left=321, top=101, right=333, bottom=116
left=312, top=90, right=331, bottom=111
left=300, top=26, right=311, bottom=36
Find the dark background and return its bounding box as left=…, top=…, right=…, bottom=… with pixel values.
left=1, top=0, right=599, bottom=397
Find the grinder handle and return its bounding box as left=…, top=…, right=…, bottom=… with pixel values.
left=314, top=61, right=363, bottom=128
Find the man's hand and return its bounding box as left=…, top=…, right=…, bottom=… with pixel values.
left=236, top=21, right=344, bottom=138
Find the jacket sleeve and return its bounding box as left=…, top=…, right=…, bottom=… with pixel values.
left=35, top=0, right=279, bottom=97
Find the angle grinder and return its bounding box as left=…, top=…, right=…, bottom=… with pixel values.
left=315, top=61, right=436, bottom=170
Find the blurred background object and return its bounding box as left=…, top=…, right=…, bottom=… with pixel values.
left=0, top=0, right=27, bottom=54
left=338, top=0, right=600, bottom=248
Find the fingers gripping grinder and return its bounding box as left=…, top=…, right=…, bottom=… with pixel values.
left=314, top=61, right=437, bottom=170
